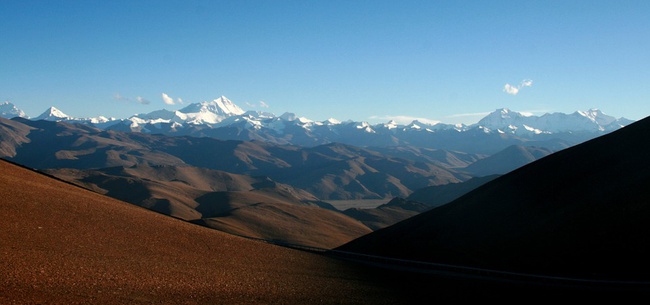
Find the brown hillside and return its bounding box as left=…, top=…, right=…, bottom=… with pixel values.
left=0, top=159, right=401, bottom=304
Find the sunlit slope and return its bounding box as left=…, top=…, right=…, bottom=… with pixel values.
left=0, top=159, right=398, bottom=304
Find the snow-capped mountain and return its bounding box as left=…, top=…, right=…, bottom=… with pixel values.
left=127, top=96, right=246, bottom=126
left=179, top=96, right=245, bottom=116
left=15, top=96, right=635, bottom=154
left=477, top=108, right=632, bottom=135
left=0, top=101, right=27, bottom=119
left=34, top=107, right=72, bottom=121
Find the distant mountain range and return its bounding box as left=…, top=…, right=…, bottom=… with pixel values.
left=2, top=97, right=633, bottom=154
left=0, top=117, right=469, bottom=200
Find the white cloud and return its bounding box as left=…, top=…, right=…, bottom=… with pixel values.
left=115, top=93, right=150, bottom=105
left=113, top=92, right=130, bottom=102
left=161, top=93, right=183, bottom=105
left=162, top=93, right=175, bottom=105
left=259, top=100, right=269, bottom=108
left=136, top=96, right=150, bottom=105
left=503, top=83, right=519, bottom=95
left=369, top=115, right=440, bottom=125
left=503, top=79, right=533, bottom=95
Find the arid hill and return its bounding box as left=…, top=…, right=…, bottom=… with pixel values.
left=339, top=116, right=650, bottom=280
left=0, top=159, right=409, bottom=304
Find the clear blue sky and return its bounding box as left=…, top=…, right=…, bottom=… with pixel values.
left=1, top=0, right=649, bottom=124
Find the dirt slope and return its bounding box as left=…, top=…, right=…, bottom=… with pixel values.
left=0, top=159, right=400, bottom=304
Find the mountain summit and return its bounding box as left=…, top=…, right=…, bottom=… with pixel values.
left=132, top=96, right=246, bottom=125
left=34, top=107, right=71, bottom=121
left=477, top=108, right=631, bottom=134
left=179, top=96, right=245, bottom=117
left=0, top=101, right=27, bottom=119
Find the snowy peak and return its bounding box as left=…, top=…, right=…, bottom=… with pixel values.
left=0, top=101, right=27, bottom=119
left=576, top=108, right=617, bottom=126
left=479, top=108, right=526, bottom=123
left=35, top=107, right=71, bottom=121
left=477, top=108, right=630, bottom=134
left=171, top=96, right=246, bottom=125
left=279, top=112, right=298, bottom=121
left=179, top=96, right=245, bottom=117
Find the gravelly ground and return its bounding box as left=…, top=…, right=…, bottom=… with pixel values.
left=0, top=160, right=405, bottom=304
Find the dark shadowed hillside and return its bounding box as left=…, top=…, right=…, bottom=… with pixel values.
left=339, top=116, right=650, bottom=280
left=344, top=176, right=500, bottom=230
left=406, top=174, right=499, bottom=208
left=462, top=145, right=554, bottom=176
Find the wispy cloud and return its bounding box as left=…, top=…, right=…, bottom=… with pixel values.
left=113, top=93, right=130, bottom=102
left=445, top=111, right=492, bottom=119
left=136, top=96, right=150, bottom=105
left=369, top=115, right=440, bottom=125
left=114, top=93, right=150, bottom=105
left=503, top=79, right=533, bottom=95
left=161, top=93, right=183, bottom=105
left=245, top=100, right=270, bottom=109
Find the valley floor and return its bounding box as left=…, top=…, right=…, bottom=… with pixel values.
left=324, top=199, right=392, bottom=210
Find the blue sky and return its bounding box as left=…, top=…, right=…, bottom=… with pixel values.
left=1, top=0, right=649, bottom=124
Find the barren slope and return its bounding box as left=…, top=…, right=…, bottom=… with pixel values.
left=0, top=159, right=399, bottom=304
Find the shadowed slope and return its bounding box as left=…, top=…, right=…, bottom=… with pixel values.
left=406, top=175, right=499, bottom=208
left=462, top=145, right=553, bottom=176
left=0, top=159, right=400, bottom=304
left=339, top=116, right=650, bottom=280
left=343, top=176, right=499, bottom=231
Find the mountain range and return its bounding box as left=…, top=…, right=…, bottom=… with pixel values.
left=0, top=101, right=637, bottom=243
left=3, top=96, right=650, bottom=300
left=0, top=117, right=470, bottom=200
left=2, top=97, right=632, bottom=154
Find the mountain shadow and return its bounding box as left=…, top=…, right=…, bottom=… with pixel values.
left=338, top=115, right=650, bottom=280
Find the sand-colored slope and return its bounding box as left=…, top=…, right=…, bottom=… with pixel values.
left=0, top=159, right=399, bottom=304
